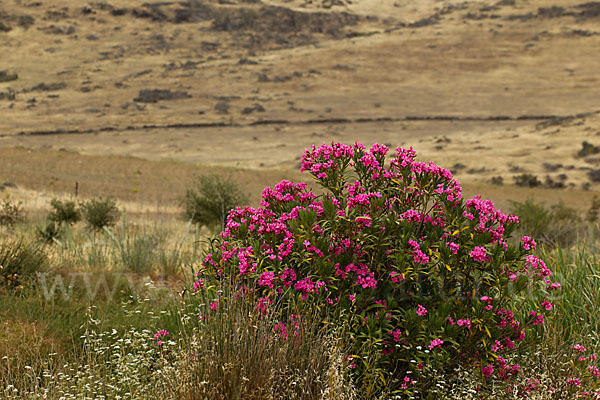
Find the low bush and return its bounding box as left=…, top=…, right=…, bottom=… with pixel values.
left=105, top=222, right=165, bottom=274
left=80, top=197, right=119, bottom=232
left=183, top=173, right=248, bottom=231
left=0, top=198, right=25, bottom=227
left=0, top=238, right=47, bottom=290
left=47, top=198, right=81, bottom=226
left=192, top=142, right=560, bottom=397
left=509, top=199, right=580, bottom=247
left=36, top=221, right=63, bottom=244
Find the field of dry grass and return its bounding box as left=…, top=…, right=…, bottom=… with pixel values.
left=1, top=0, right=599, bottom=208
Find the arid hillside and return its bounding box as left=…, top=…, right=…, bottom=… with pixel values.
left=1, top=0, right=599, bottom=202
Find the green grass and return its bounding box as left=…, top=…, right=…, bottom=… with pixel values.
left=4, top=215, right=600, bottom=399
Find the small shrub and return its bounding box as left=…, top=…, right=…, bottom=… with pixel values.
left=514, top=173, right=542, bottom=187
left=36, top=221, right=63, bottom=244
left=80, top=197, right=119, bottom=231
left=105, top=224, right=165, bottom=274
left=0, top=198, right=25, bottom=227
left=48, top=198, right=81, bottom=226
left=509, top=199, right=580, bottom=247
left=183, top=173, right=248, bottom=231
left=587, top=195, right=600, bottom=223
left=0, top=238, right=47, bottom=289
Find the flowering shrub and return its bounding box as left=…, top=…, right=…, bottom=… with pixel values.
left=193, top=142, right=560, bottom=395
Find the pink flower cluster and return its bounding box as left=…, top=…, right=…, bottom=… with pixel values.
left=154, top=329, right=169, bottom=346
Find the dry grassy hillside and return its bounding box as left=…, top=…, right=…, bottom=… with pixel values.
left=1, top=0, right=599, bottom=209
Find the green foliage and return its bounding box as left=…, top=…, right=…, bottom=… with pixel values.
left=36, top=221, right=63, bottom=244
left=0, top=238, right=47, bottom=289
left=183, top=173, right=248, bottom=231
left=586, top=195, right=600, bottom=223
left=0, top=198, right=25, bottom=227
left=104, top=218, right=165, bottom=274
left=509, top=199, right=580, bottom=247
left=48, top=198, right=81, bottom=226
left=80, top=197, right=119, bottom=232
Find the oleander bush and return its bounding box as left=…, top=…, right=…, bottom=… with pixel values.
left=192, top=143, right=563, bottom=397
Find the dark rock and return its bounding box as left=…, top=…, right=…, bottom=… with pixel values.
left=133, top=89, right=192, bottom=103
left=29, top=82, right=66, bottom=91
left=0, top=71, right=18, bottom=83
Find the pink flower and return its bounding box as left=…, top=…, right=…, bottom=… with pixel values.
left=154, top=329, right=169, bottom=345
left=530, top=310, right=544, bottom=325
left=429, top=338, right=443, bottom=350
left=258, top=271, right=276, bottom=288
left=388, top=329, right=402, bottom=342
left=389, top=271, right=403, bottom=283
left=469, top=246, right=490, bottom=263
left=482, top=365, right=494, bottom=377
left=193, top=279, right=204, bottom=292
left=210, top=300, right=219, bottom=312
left=416, top=304, right=427, bottom=317
left=521, top=236, right=536, bottom=251
left=574, top=344, right=587, bottom=353
left=541, top=300, right=553, bottom=311
left=457, top=318, right=471, bottom=329
left=567, top=378, right=581, bottom=386
left=447, top=242, right=459, bottom=255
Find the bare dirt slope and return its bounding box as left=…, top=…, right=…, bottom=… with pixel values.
left=0, top=0, right=599, bottom=193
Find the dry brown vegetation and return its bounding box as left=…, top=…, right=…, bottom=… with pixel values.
left=0, top=0, right=598, bottom=211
